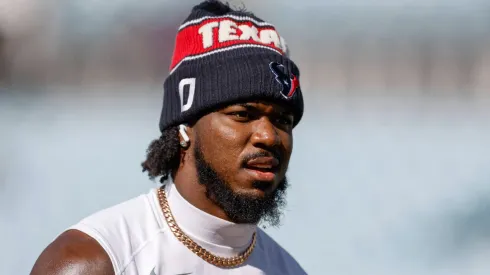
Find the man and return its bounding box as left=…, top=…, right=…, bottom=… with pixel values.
left=31, top=1, right=306, bottom=274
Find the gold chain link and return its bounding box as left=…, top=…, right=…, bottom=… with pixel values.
left=157, top=187, right=257, bottom=268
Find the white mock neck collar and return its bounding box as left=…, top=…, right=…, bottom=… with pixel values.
left=161, top=181, right=257, bottom=256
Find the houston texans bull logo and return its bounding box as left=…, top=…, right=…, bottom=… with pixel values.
left=269, top=62, right=300, bottom=100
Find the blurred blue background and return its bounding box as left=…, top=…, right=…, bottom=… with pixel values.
left=1, top=0, right=490, bottom=274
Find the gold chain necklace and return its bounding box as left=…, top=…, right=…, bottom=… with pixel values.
left=157, top=187, right=257, bottom=268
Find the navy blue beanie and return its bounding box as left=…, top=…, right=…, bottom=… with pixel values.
left=159, top=1, right=304, bottom=132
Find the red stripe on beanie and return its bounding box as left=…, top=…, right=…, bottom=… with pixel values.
left=170, top=17, right=286, bottom=70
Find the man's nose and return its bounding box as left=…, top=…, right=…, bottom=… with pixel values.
left=250, top=117, right=281, bottom=148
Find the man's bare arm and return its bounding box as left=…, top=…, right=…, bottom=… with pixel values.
left=30, top=229, right=115, bottom=275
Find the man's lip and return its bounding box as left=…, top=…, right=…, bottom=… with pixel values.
left=245, top=157, right=280, bottom=169
left=244, top=168, right=277, bottom=182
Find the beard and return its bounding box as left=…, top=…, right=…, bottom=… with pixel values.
left=193, top=140, right=289, bottom=227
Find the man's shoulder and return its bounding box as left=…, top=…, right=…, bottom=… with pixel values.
left=31, top=229, right=115, bottom=275
left=256, top=229, right=307, bottom=274
left=65, top=188, right=164, bottom=273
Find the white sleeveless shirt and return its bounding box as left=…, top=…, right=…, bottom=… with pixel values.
left=69, top=182, right=307, bottom=275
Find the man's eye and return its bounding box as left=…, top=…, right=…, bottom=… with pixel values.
left=276, top=116, right=293, bottom=126
left=231, top=111, right=249, bottom=119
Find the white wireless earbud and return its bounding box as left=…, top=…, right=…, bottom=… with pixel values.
left=179, top=124, right=190, bottom=148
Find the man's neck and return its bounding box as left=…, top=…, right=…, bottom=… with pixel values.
left=163, top=179, right=256, bottom=253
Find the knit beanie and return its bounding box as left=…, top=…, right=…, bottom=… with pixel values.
left=159, top=0, right=304, bottom=132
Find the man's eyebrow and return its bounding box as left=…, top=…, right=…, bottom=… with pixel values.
left=278, top=110, right=294, bottom=116
left=237, top=103, right=256, bottom=109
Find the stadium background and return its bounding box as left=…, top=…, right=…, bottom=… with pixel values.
left=1, top=0, right=490, bottom=274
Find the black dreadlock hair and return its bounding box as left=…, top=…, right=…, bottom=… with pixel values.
left=141, top=126, right=181, bottom=183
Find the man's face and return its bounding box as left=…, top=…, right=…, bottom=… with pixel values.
left=191, top=100, right=294, bottom=225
